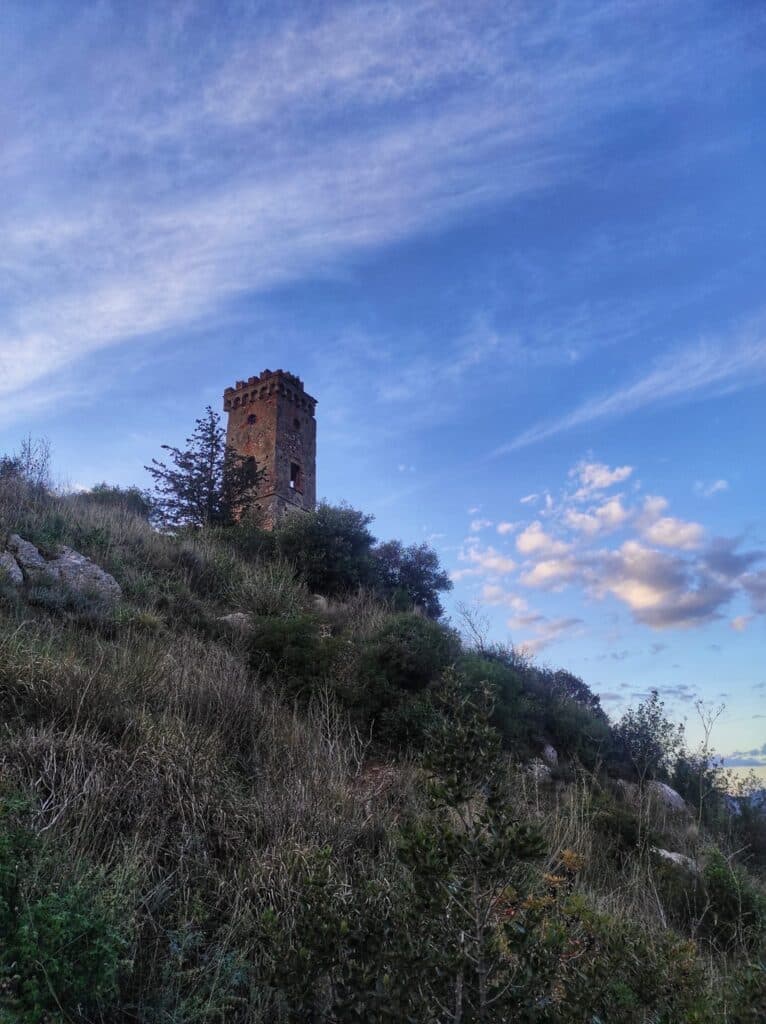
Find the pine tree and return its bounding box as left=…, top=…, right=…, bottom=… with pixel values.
left=145, top=407, right=263, bottom=529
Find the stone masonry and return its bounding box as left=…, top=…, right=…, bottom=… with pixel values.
left=223, top=369, right=317, bottom=528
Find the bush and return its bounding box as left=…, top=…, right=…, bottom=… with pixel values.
left=362, top=614, right=460, bottom=693
left=82, top=482, right=154, bottom=518
left=273, top=502, right=378, bottom=596
left=700, top=847, right=766, bottom=952
left=0, top=793, right=128, bottom=1023
left=247, top=614, right=342, bottom=694
left=372, top=539, right=453, bottom=619
left=232, top=558, right=308, bottom=617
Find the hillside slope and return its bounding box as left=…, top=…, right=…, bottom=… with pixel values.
left=0, top=474, right=764, bottom=1023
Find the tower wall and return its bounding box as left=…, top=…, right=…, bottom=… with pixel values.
left=223, top=369, right=317, bottom=528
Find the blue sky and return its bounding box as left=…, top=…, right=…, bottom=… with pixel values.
left=2, top=1, right=765, bottom=770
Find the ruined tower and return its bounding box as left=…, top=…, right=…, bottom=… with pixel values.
left=223, top=369, right=317, bottom=528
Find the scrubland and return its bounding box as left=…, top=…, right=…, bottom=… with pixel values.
left=0, top=472, right=764, bottom=1022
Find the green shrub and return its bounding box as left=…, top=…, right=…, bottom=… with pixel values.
left=700, top=847, right=766, bottom=952
left=233, top=558, right=308, bottom=617
left=247, top=614, right=342, bottom=693
left=591, top=792, right=647, bottom=857
left=362, top=613, right=459, bottom=693
left=80, top=482, right=154, bottom=518
left=0, top=793, right=128, bottom=1023
left=272, top=502, right=378, bottom=596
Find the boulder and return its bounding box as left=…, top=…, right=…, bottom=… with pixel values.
left=541, top=743, right=558, bottom=768
left=614, top=779, right=687, bottom=814
left=5, top=534, right=121, bottom=603
left=651, top=847, right=698, bottom=874
left=219, top=612, right=253, bottom=632
left=648, top=781, right=687, bottom=813
left=0, top=551, right=23, bottom=586
left=312, top=594, right=329, bottom=613
left=7, top=533, right=57, bottom=583
left=49, top=546, right=122, bottom=604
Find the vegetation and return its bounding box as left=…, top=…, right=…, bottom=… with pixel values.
left=0, top=444, right=763, bottom=1022
left=145, top=406, right=264, bottom=528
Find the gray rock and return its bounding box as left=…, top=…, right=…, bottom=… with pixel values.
left=541, top=743, right=558, bottom=767
left=648, top=781, right=687, bottom=813
left=651, top=847, right=698, bottom=874
left=49, top=546, right=121, bottom=603
left=219, top=612, right=253, bottom=632
left=312, top=594, right=329, bottom=613
left=0, top=551, right=23, bottom=586
left=7, top=533, right=57, bottom=583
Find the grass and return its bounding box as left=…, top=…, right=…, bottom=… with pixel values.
left=0, top=475, right=764, bottom=1022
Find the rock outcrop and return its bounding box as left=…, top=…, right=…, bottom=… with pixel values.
left=1, top=534, right=121, bottom=603
left=218, top=612, right=253, bottom=632
left=51, top=546, right=122, bottom=603
left=648, top=781, right=687, bottom=813
left=8, top=533, right=55, bottom=583
left=615, top=778, right=687, bottom=814
left=541, top=743, right=558, bottom=768
left=651, top=847, right=698, bottom=874
left=0, top=550, right=23, bottom=586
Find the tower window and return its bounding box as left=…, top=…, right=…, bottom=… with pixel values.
left=293, top=417, right=300, bottom=429
left=247, top=413, right=257, bottom=425
left=290, top=462, right=303, bottom=492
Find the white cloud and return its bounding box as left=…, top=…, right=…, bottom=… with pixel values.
left=695, top=479, right=729, bottom=497
left=731, top=615, right=753, bottom=632
left=642, top=516, right=705, bottom=550
left=597, top=540, right=731, bottom=628
left=496, top=521, right=519, bottom=535
left=520, top=493, right=539, bottom=505
left=570, top=460, right=633, bottom=500
left=516, top=521, right=571, bottom=557
left=520, top=556, right=580, bottom=589
left=470, top=518, right=493, bottom=532
left=638, top=495, right=704, bottom=550
left=564, top=495, right=630, bottom=536
left=481, top=584, right=527, bottom=612
left=512, top=615, right=583, bottom=655
left=458, top=544, right=517, bottom=576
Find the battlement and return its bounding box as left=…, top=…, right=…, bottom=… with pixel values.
left=223, top=369, right=317, bottom=413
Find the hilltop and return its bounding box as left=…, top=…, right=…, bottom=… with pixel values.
left=0, top=458, right=764, bottom=1023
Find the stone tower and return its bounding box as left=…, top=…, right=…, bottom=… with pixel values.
left=223, top=369, right=317, bottom=528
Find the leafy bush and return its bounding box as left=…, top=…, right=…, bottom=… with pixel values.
left=0, top=793, right=128, bottom=1023
left=362, top=613, right=460, bottom=693
left=372, top=539, right=453, bottom=618
left=232, top=558, right=308, bottom=617
left=82, top=481, right=154, bottom=518
left=272, top=502, right=378, bottom=596
left=700, top=847, right=766, bottom=952
left=247, top=614, right=342, bottom=693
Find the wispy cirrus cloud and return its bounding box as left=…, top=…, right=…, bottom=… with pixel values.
left=494, top=328, right=766, bottom=453
left=1, top=0, right=759, bottom=418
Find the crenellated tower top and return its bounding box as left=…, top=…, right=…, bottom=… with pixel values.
left=223, top=369, right=317, bottom=528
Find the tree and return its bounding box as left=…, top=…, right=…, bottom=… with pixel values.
left=547, top=668, right=606, bottom=717
left=145, top=407, right=263, bottom=529
left=616, top=689, right=684, bottom=783
left=0, top=435, right=52, bottom=490
left=84, top=482, right=154, bottom=519
left=373, top=540, right=453, bottom=619
left=272, top=502, right=378, bottom=595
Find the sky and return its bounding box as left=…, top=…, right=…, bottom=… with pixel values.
left=1, top=0, right=765, bottom=774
